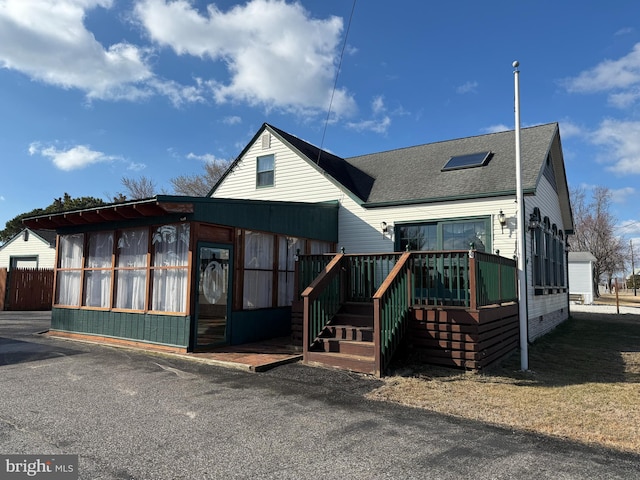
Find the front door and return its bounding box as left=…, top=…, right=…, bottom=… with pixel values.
left=195, top=244, right=231, bottom=350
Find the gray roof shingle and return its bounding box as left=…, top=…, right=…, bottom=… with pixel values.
left=345, top=123, right=558, bottom=205
left=266, top=122, right=560, bottom=206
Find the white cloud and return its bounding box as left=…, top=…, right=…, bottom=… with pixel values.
left=482, top=124, right=510, bottom=134
left=590, top=119, right=640, bottom=174
left=223, top=116, right=242, bottom=125
left=561, top=43, right=640, bottom=108
left=187, top=152, right=223, bottom=163
left=127, top=162, right=146, bottom=171
left=134, top=0, right=356, bottom=117
left=456, top=80, right=478, bottom=94
left=558, top=121, right=584, bottom=139
left=29, top=142, right=120, bottom=170
left=346, top=95, right=391, bottom=133
left=346, top=116, right=391, bottom=134
left=371, top=95, right=385, bottom=115
left=0, top=0, right=157, bottom=101
left=615, top=27, right=634, bottom=36
left=610, top=187, right=636, bottom=203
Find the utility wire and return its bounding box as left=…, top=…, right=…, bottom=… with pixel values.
left=317, top=0, right=357, bottom=163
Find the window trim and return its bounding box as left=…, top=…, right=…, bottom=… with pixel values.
left=256, top=154, right=275, bottom=188
left=54, top=223, right=191, bottom=315
left=394, top=216, right=492, bottom=253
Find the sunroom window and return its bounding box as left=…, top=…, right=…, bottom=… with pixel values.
left=56, top=233, right=84, bottom=306
left=82, top=231, right=114, bottom=308
left=151, top=224, right=190, bottom=313
left=115, top=228, right=148, bottom=310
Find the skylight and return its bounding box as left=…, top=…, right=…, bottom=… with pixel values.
left=442, top=151, right=492, bottom=171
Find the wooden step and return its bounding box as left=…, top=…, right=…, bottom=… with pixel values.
left=315, top=338, right=374, bottom=357
left=305, top=351, right=376, bottom=375
left=322, top=324, right=373, bottom=342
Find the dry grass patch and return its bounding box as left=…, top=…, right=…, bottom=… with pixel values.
left=368, top=312, right=640, bottom=453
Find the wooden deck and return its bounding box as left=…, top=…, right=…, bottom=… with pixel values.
left=295, top=250, right=520, bottom=375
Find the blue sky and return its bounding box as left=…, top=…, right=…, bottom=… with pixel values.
left=1, top=0, right=640, bottom=248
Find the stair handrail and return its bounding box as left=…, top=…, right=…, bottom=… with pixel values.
left=301, top=253, right=345, bottom=359
left=372, top=250, right=412, bottom=376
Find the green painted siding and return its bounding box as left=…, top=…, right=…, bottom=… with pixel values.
left=192, top=198, right=338, bottom=242
left=230, top=307, right=291, bottom=345
left=51, top=308, right=190, bottom=348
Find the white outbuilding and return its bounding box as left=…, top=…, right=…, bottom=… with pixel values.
left=568, top=252, right=597, bottom=304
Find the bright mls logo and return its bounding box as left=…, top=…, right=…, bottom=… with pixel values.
left=1, top=455, right=77, bottom=479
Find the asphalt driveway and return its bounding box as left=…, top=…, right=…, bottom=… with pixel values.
left=1, top=312, right=639, bottom=479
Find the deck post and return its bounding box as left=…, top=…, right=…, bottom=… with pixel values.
left=468, top=252, right=478, bottom=310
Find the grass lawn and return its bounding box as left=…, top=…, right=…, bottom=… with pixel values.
left=368, top=311, right=640, bottom=454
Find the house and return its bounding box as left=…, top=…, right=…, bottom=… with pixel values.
left=0, top=228, right=56, bottom=270
left=24, top=122, right=573, bottom=374
left=0, top=228, right=57, bottom=310
left=568, top=252, right=596, bottom=304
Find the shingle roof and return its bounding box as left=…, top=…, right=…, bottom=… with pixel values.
left=346, top=123, right=558, bottom=205
left=267, top=124, right=374, bottom=202
left=568, top=252, right=597, bottom=262
left=267, top=122, right=560, bottom=206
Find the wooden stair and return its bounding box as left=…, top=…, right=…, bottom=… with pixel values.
left=306, top=302, right=376, bottom=375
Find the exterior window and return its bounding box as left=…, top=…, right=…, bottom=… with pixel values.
left=83, top=231, right=114, bottom=308
left=243, top=231, right=274, bottom=309
left=278, top=237, right=305, bottom=306
left=56, top=234, right=84, bottom=306
left=150, top=224, right=190, bottom=313
left=531, top=210, right=566, bottom=293
left=397, top=218, right=489, bottom=252
left=543, top=217, right=551, bottom=286
left=115, top=228, right=148, bottom=310
left=399, top=224, right=437, bottom=251
left=256, top=154, right=274, bottom=187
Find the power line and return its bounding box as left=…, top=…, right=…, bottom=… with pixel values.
left=317, top=0, right=357, bottom=163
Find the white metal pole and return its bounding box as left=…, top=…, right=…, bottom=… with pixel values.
left=513, top=60, right=529, bottom=371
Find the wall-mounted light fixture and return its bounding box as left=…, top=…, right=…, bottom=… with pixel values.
left=497, top=210, right=506, bottom=233
left=527, top=214, right=541, bottom=231
left=381, top=221, right=388, bottom=234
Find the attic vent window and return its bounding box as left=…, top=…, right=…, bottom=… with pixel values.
left=442, top=151, right=492, bottom=171
left=261, top=133, right=271, bottom=150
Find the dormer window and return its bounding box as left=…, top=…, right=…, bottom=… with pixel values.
left=256, top=154, right=274, bottom=187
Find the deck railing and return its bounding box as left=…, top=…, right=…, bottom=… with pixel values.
left=373, top=251, right=412, bottom=375
left=297, top=250, right=517, bottom=373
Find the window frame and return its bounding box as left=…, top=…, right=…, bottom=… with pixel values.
left=54, top=223, right=191, bottom=315
left=256, top=154, right=275, bottom=188
left=395, top=216, right=491, bottom=253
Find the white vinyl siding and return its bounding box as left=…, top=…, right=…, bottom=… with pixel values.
left=213, top=127, right=570, bottom=340
left=523, top=175, right=569, bottom=340
left=0, top=230, right=56, bottom=270
left=568, top=260, right=595, bottom=305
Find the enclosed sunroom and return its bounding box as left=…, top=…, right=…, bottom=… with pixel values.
left=24, top=196, right=337, bottom=353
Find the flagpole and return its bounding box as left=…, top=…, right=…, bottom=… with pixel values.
left=513, top=60, right=529, bottom=371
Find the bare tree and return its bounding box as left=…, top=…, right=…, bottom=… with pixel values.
left=170, top=159, right=231, bottom=197
left=569, top=186, right=627, bottom=289
left=120, top=175, right=158, bottom=200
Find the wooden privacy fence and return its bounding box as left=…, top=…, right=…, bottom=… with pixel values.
left=1, top=268, right=54, bottom=311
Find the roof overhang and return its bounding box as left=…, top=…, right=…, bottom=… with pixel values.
left=22, top=197, right=194, bottom=230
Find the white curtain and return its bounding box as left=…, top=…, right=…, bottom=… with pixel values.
left=310, top=240, right=332, bottom=254
left=56, top=234, right=84, bottom=306
left=151, top=224, right=190, bottom=312
left=243, top=231, right=273, bottom=309
left=83, top=232, right=113, bottom=308
left=277, top=237, right=304, bottom=306
left=115, top=228, right=148, bottom=310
